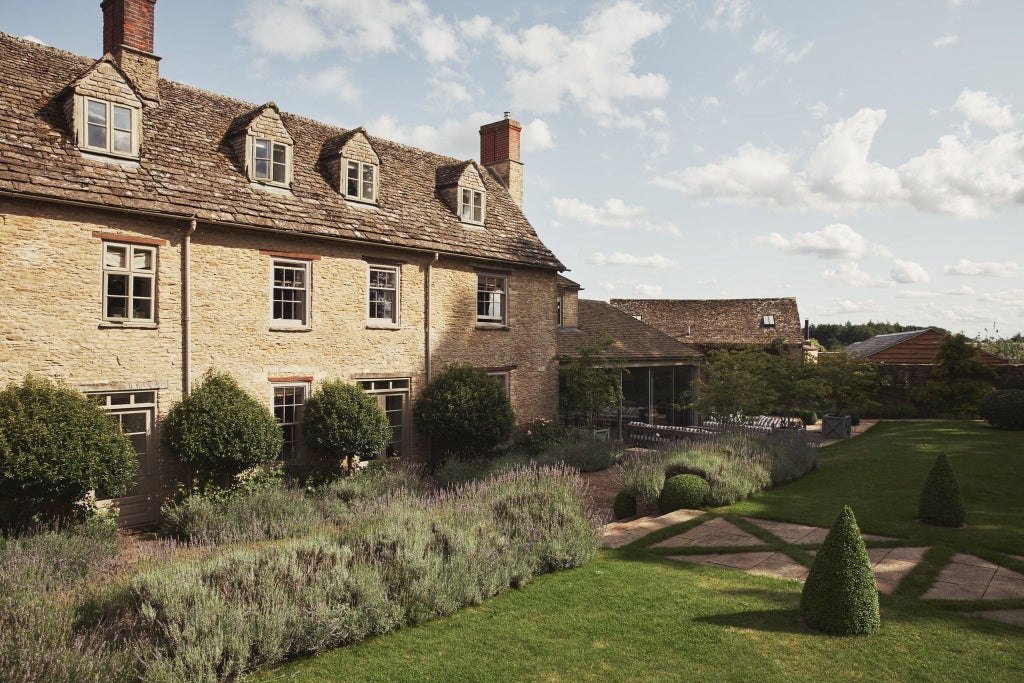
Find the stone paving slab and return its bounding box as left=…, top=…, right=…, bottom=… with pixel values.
left=796, top=546, right=928, bottom=594
left=923, top=553, right=1024, bottom=600
left=669, top=551, right=809, bottom=580
left=602, top=509, right=703, bottom=549
left=742, top=517, right=898, bottom=545
left=651, top=517, right=766, bottom=549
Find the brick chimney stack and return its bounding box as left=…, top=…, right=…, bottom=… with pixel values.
left=101, top=0, right=160, bottom=102
left=479, top=113, right=524, bottom=207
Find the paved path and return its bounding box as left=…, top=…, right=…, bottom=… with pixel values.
left=603, top=511, right=1024, bottom=625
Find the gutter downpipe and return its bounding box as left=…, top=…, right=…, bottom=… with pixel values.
left=425, top=251, right=439, bottom=384
left=182, top=216, right=197, bottom=396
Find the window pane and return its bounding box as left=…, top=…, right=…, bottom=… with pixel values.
left=106, top=294, right=128, bottom=318
left=362, top=164, right=375, bottom=200
left=106, top=273, right=128, bottom=297
left=113, top=129, right=132, bottom=153
left=254, top=159, right=269, bottom=179
left=272, top=143, right=286, bottom=164
left=87, top=123, right=107, bottom=149
left=272, top=161, right=286, bottom=184
left=113, top=106, right=132, bottom=132
left=255, top=139, right=269, bottom=160
left=347, top=161, right=360, bottom=196
left=87, top=100, right=107, bottom=125
left=131, top=248, right=153, bottom=271
left=105, top=245, right=127, bottom=269
left=121, top=412, right=147, bottom=434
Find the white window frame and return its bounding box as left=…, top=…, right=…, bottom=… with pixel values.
left=476, top=273, right=508, bottom=326
left=460, top=188, right=485, bottom=225
left=270, top=257, right=311, bottom=328
left=358, top=378, right=410, bottom=458
left=345, top=159, right=378, bottom=203
left=762, top=315, right=776, bottom=328
left=102, top=241, right=156, bottom=323
left=252, top=137, right=291, bottom=186
left=81, top=97, right=139, bottom=158
left=272, top=382, right=308, bottom=461
left=367, top=264, right=400, bottom=326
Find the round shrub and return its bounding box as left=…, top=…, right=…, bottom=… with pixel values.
left=304, top=380, right=391, bottom=472
left=613, top=490, right=637, bottom=519
left=798, top=410, right=818, bottom=426
left=164, top=371, right=283, bottom=482
left=978, top=389, right=1024, bottom=430
left=800, top=505, right=879, bottom=636
left=659, top=473, right=710, bottom=513
left=918, top=453, right=965, bottom=527
left=0, top=375, right=136, bottom=527
left=413, top=364, right=514, bottom=461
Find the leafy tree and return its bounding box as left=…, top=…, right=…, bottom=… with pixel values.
left=304, top=380, right=391, bottom=473
left=696, top=348, right=780, bottom=417
left=413, top=364, right=514, bottom=461
left=978, top=390, right=1024, bottom=430
left=814, top=353, right=885, bottom=416
left=975, top=332, right=1024, bottom=363
left=560, top=335, right=623, bottom=428
left=164, top=371, right=283, bottom=486
left=809, top=321, right=936, bottom=348
left=0, top=375, right=137, bottom=528
left=914, top=333, right=996, bottom=417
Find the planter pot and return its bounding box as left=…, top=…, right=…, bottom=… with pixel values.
left=821, top=414, right=852, bottom=439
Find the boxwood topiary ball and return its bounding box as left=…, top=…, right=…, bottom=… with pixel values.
left=800, top=505, right=880, bottom=636
left=613, top=490, right=637, bottom=519
left=659, top=473, right=710, bottom=513
left=918, top=453, right=965, bottom=527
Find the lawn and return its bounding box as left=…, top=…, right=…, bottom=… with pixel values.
left=254, top=421, right=1024, bottom=682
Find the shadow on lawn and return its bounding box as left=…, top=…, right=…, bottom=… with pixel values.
left=695, top=608, right=807, bottom=634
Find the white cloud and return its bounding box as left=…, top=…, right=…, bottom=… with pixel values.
left=808, top=102, right=830, bottom=119
left=944, top=285, right=976, bottom=296
left=704, top=0, right=752, bottom=33
left=752, top=30, right=813, bottom=64
left=942, top=259, right=1021, bottom=277
left=891, top=259, right=931, bottom=284
left=933, top=34, right=959, bottom=48
left=417, top=16, right=459, bottom=63
left=953, top=89, right=1016, bottom=131
left=590, top=251, right=678, bottom=269
left=551, top=197, right=681, bottom=236
left=521, top=119, right=555, bottom=152
left=828, top=298, right=879, bottom=314
left=979, top=288, right=1024, bottom=305
left=822, top=262, right=889, bottom=288
left=236, top=0, right=434, bottom=60
left=656, top=98, right=1024, bottom=218
left=21, top=35, right=45, bottom=45
left=295, top=67, right=360, bottom=100
left=754, top=223, right=875, bottom=260
left=899, top=290, right=936, bottom=299
left=458, top=16, right=493, bottom=40
left=633, top=283, right=664, bottom=297
left=701, top=96, right=722, bottom=111
left=490, top=2, right=670, bottom=126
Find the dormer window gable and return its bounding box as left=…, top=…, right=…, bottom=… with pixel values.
left=320, top=128, right=380, bottom=204
left=64, top=58, right=143, bottom=159
left=226, top=103, right=294, bottom=189
left=436, top=161, right=487, bottom=227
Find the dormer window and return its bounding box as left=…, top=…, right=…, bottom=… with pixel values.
left=461, top=188, right=484, bottom=224
left=254, top=138, right=289, bottom=185
left=85, top=99, right=136, bottom=154
left=346, top=160, right=377, bottom=202
left=761, top=315, right=776, bottom=328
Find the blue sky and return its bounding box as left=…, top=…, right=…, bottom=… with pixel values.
left=6, top=0, right=1024, bottom=336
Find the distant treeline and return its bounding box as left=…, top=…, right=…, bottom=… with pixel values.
left=809, top=321, right=939, bottom=350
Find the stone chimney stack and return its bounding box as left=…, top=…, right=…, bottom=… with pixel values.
left=479, top=113, right=524, bottom=207
left=102, top=0, right=160, bottom=102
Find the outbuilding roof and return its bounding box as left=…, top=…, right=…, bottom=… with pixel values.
left=0, top=33, right=562, bottom=270
left=557, top=299, right=702, bottom=364
left=609, top=297, right=804, bottom=348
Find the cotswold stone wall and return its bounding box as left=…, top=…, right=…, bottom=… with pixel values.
left=2, top=197, right=560, bottom=481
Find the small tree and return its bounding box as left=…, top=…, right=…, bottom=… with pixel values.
left=0, top=375, right=137, bottom=528
left=696, top=348, right=782, bottom=417
left=978, top=389, right=1024, bottom=430
left=164, top=371, right=283, bottom=486
left=800, top=505, right=880, bottom=636
left=814, top=353, right=885, bottom=416
left=560, top=334, right=623, bottom=428
left=918, top=453, right=965, bottom=527
left=304, top=380, right=391, bottom=473
left=414, top=364, right=514, bottom=461
left=914, top=333, right=996, bottom=417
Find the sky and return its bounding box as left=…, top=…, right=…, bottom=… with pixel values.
left=4, top=0, right=1024, bottom=337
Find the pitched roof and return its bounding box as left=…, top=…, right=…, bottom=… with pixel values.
left=844, top=329, right=933, bottom=357
left=609, top=298, right=804, bottom=348
left=556, top=274, right=581, bottom=290
left=557, top=299, right=702, bottom=364
left=0, top=33, right=562, bottom=270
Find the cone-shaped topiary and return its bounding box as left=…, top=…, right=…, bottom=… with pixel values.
left=659, top=473, right=710, bottom=513
left=918, top=453, right=965, bottom=527
left=800, top=505, right=880, bottom=636
left=613, top=490, right=637, bottom=519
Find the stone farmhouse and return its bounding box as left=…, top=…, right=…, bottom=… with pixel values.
left=0, top=0, right=566, bottom=526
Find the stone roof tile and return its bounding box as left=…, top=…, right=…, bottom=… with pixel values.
left=558, top=300, right=702, bottom=363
